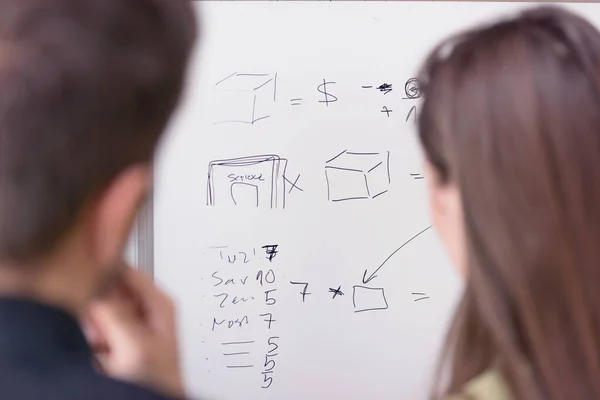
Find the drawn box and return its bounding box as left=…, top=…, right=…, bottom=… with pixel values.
left=353, top=286, right=389, bottom=313
left=207, top=155, right=288, bottom=209
left=325, top=151, right=391, bottom=202
left=213, top=73, right=277, bottom=125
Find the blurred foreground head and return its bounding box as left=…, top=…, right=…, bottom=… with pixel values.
left=0, top=0, right=196, bottom=305
left=419, top=6, right=600, bottom=399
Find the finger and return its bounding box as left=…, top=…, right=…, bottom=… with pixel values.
left=92, top=355, right=107, bottom=374
left=81, top=312, right=110, bottom=354
left=87, top=297, right=144, bottom=350
left=120, top=268, right=176, bottom=334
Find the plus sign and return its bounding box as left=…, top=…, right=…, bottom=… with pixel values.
left=381, top=106, right=393, bottom=117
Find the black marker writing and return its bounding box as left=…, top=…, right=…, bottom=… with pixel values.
left=381, top=106, right=393, bottom=117
left=214, top=293, right=228, bottom=308
left=212, top=315, right=249, bottom=331
left=256, top=269, right=276, bottom=286
left=290, top=281, right=311, bottom=302
left=261, top=336, right=280, bottom=389
left=317, top=79, right=338, bottom=106
left=262, top=245, right=279, bottom=262
left=329, top=286, right=344, bottom=299
left=265, top=289, right=277, bottom=306
left=260, top=313, right=276, bottom=329
left=377, top=83, right=392, bottom=94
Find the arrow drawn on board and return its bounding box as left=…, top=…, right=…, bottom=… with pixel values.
left=362, top=225, right=433, bottom=284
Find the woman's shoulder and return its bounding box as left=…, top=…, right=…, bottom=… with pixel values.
left=444, top=368, right=513, bottom=400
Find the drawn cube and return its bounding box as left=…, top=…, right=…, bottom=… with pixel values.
left=213, top=73, right=276, bottom=125
left=207, top=155, right=288, bottom=209
left=353, top=286, right=389, bottom=313
left=325, top=151, right=391, bottom=202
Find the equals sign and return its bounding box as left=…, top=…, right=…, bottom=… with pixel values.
left=290, top=98, right=303, bottom=106
left=412, top=292, right=430, bottom=302
left=410, top=173, right=424, bottom=180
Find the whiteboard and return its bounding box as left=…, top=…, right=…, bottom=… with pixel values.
left=153, top=2, right=600, bottom=399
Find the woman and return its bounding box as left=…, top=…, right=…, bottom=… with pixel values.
left=419, top=6, right=600, bottom=400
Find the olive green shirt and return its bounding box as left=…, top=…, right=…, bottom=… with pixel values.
left=446, top=369, right=512, bottom=400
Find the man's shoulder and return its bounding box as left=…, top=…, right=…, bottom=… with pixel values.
left=0, top=363, right=180, bottom=400
left=83, top=373, right=182, bottom=400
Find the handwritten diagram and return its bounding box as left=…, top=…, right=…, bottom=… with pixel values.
left=403, top=77, right=422, bottom=123
left=222, top=340, right=254, bottom=369
left=362, top=225, right=433, bottom=284
left=202, top=224, right=435, bottom=390
left=214, top=72, right=277, bottom=125
left=201, top=71, right=436, bottom=392
left=207, top=155, right=288, bottom=209
left=317, top=79, right=338, bottom=106
left=352, top=286, right=389, bottom=313
left=212, top=73, right=424, bottom=123
left=325, top=150, right=391, bottom=202
left=403, top=78, right=422, bottom=99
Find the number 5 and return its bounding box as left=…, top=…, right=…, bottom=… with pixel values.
left=267, top=336, right=279, bottom=354
left=261, top=374, right=273, bottom=389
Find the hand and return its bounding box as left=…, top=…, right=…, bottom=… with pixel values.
left=82, top=267, right=185, bottom=398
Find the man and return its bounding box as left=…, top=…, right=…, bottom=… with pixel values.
left=0, top=1, right=196, bottom=399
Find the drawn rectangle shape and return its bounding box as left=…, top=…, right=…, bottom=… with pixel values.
left=353, top=286, right=388, bottom=313
left=325, top=167, right=369, bottom=202
left=325, top=151, right=391, bottom=202
left=207, top=155, right=287, bottom=209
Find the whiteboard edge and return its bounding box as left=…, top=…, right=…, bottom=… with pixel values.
left=135, top=193, right=155, bottom=278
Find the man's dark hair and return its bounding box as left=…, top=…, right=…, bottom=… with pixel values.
left=0, top=0, right=196, bottom=262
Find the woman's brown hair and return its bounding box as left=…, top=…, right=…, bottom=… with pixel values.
left=418, top=6, right=600, bottom=400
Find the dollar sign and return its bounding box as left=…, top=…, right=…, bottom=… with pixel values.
left=317, top=79, right=338, bottom=106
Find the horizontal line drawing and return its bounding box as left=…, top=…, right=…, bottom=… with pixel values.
left=332, top=196, right=368, bottom=202
left=412, top=292, right=430, bottom=302
left=346, top=152, right=379, bottom=156
left=221, top=340, right=255, bottom=346
left=325, top=150, right=391, bottom=202
left=207, top=155, right=288, bottom=209
left=221, top=340, right=254, bottom=368
left=326, top=166, right=363, bottom=174
left=214, top=72, right=277, bottom=125
left=237, top=73, right=270, bottom=77
left=353, top=286, right=389, bottom=313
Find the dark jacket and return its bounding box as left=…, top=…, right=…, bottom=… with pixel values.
left=0, top=297, right=179, bottom=400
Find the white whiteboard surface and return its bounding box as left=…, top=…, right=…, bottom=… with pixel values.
left=154, top=2, right=600, bottom=399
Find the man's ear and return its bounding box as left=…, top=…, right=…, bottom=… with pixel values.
left=87, top=164, right=151, bottom=267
